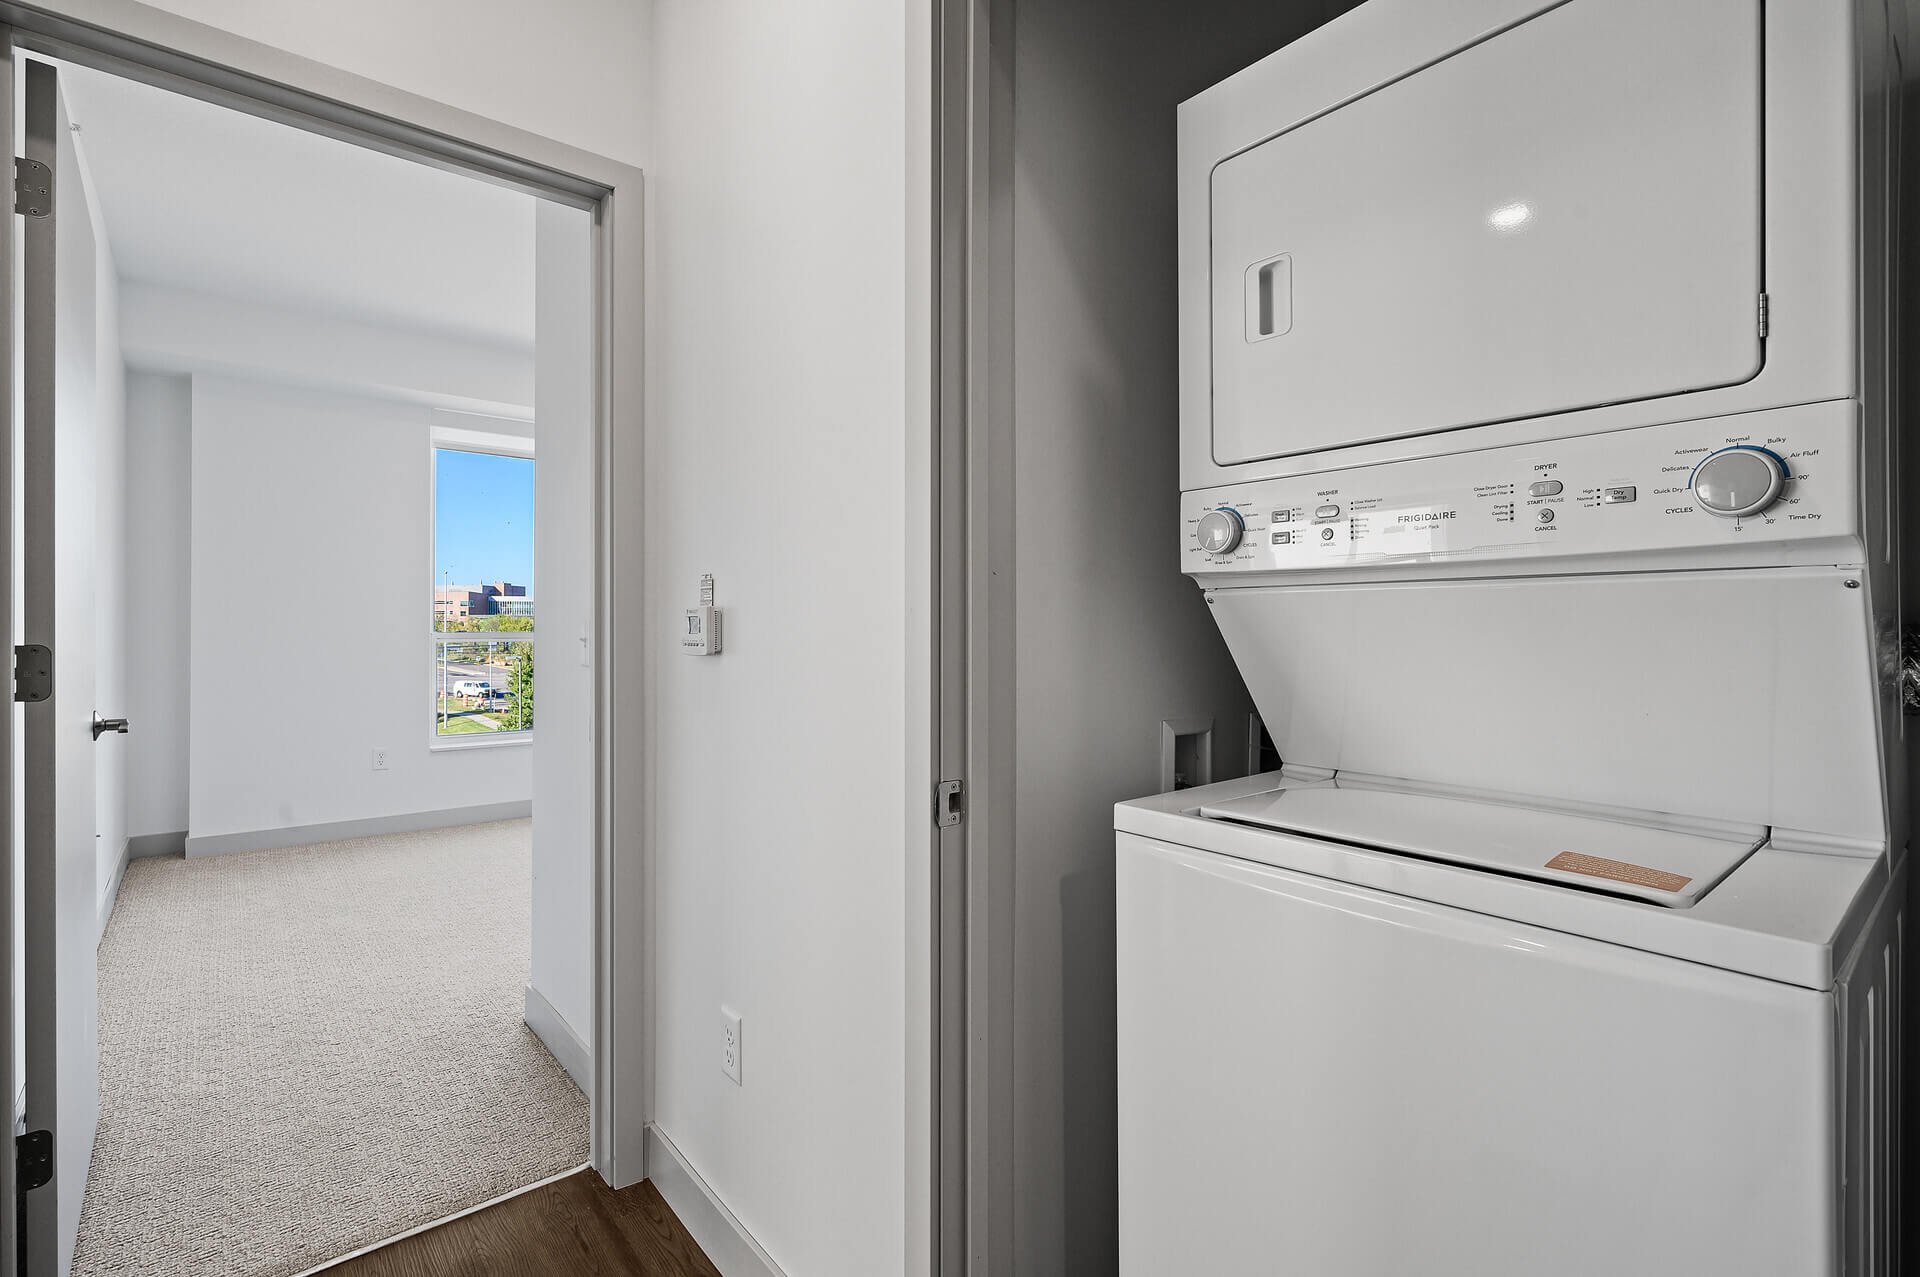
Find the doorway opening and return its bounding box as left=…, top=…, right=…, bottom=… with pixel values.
left=11, top=48, right=605, bottom=1277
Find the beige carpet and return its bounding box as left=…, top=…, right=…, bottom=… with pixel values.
left=73, top=818, right=589, bottom=1277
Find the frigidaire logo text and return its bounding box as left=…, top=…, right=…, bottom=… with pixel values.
left=1396, top=510, right=1458, bottom=523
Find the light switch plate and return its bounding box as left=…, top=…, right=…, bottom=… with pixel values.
left=683, top=606, right=721, bottom=655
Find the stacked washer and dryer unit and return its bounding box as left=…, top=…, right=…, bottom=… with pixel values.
left=1115, top=1, right=1907, bottom=1273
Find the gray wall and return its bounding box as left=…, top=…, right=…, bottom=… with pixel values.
left=122, top=370, right=192, bottom=841
left=1005, top=1, right=1363, bottom=1271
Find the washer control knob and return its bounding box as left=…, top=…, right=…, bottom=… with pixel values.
left=1196, top=507, right=1246, bottom=555
left=1691, top=447, right=1787, bottom=519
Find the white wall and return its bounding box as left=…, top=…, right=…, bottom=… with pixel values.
left=120, top=280, right=534, bottom=418
left=186, top=376, right=531, bottom=844
left=646, top=4, right=910, bottom=1273
left=530, top=202, right=595, bottom=1051
left=121, top=290, right=540, bottom=848
left=122, top=371, right=191, bottom=841
left=99, top=0, right=649, bottom=169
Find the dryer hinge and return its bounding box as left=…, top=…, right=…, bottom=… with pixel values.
left=1758, top=292, right=1770, bottom=339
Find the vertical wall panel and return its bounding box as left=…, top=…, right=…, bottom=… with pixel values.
left=1005, top=2, right=1360, bottom=1269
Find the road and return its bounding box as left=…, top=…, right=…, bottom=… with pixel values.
left=434, top=653, right=523, bottom=702
left=437, top=657, right=513, bottom=687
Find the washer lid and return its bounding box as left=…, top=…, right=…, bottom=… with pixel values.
left=1199, top=783, right=1762, bottom=907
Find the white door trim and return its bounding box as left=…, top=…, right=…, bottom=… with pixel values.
left=0, top=7, right=650, bottom=1268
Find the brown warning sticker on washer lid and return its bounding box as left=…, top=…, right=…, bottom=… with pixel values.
left=1545, top=851, right=1692, bottom=894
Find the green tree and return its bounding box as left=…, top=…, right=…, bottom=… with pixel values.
left=502, top=646, right=535, bottom=730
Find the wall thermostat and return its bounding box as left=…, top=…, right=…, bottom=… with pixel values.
left=683, top=574, right=722, bottom=655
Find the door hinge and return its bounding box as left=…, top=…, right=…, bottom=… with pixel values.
left=1758, top=292, right=1770, bottom=339
left=935, top=778, right=965, bottom=828
left=13, top=157, right=49, bottom=218
left=13, top=645, right=50, bottom=704
left=15, top=1130, right=50, bottom=1192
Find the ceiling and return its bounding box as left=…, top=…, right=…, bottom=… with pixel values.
left=58, top=62, right=536, bottom=350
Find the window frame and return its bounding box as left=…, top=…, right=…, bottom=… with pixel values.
left=428, top=422, right=537, bottom=751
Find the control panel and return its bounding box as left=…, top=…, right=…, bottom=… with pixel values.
left=1183, top=406, right=1857, bottom=574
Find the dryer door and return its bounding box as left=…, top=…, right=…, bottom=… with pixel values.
left=1210, top=0, right=1764, bottom=465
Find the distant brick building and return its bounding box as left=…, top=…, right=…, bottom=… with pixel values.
left=433, top=581, right=529, bottom=625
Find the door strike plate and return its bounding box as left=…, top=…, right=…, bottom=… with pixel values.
left=935, top=778, right=964, bottom=828
left=14, top=644, right=50, bottom=703
left=13, top=157, right=49, bottom=218
left=16, top=1129, right=50, bottom=1191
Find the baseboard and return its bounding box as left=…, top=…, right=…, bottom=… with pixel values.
left=645, top=1125, right=788, bottom=1277
left=128, top=830, right=186, bottom=859
left=183, top=800, right=532, bottom=858
left=96, top=835, right=131, bottom=944
left=522, top=983, right=591, bottom=1097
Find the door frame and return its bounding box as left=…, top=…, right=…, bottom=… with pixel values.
left=930, top=0, right=1014, bottom=1271
left=0, top=2, right=650, bottom=1267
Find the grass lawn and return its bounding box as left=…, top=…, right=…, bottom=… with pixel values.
left=437, top=698, right=507, bottom=735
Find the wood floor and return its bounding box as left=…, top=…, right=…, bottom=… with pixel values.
left=324, top=1172, right=723, bottom=1277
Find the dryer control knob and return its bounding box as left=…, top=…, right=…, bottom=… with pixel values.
left=1196, top=507, right=1246, bottom=555
left=1691, top=446, right=1788, bottom=519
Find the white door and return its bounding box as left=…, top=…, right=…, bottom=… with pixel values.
left=1208, top=0, right=1766, bottom=464
left=21, top=56, right=101, bottom=1277
left=1115, top=833, right=1835, bottom=1276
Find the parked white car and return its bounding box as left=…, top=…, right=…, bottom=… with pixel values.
left=450, top=680, right=493, bottom=698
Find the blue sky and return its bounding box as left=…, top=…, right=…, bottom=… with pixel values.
left=435, top=448, right=534, bottom=589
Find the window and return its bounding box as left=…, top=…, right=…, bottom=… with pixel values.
left=432, top=438, right=534, bottom=741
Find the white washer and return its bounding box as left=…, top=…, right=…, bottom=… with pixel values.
left=1121, top=0, right=1910, bottom=1272
left=1116, top=773, right=1896, bottom=1276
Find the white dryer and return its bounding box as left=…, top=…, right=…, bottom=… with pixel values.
left=1119, top=0, right=1909, bottom=1273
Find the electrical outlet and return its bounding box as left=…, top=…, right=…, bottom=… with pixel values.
left=721, top=1007, right=742, bottom=1085
left=371, top=748, right=389, bottom=771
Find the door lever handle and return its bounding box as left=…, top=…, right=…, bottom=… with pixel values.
left=91, top=712, right=129, bottom=740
